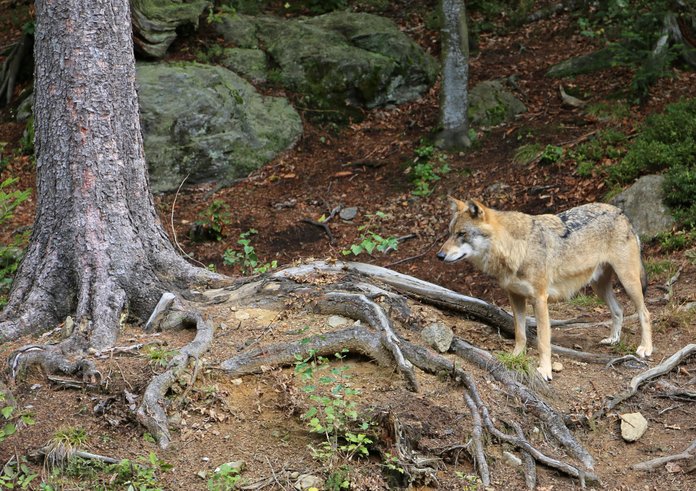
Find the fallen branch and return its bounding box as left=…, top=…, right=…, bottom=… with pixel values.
left=633, top=439, right=696, bottom=471
left=600, top=344, right=696, bottom=416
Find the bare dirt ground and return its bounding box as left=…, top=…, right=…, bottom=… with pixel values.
left=1, top=1, right=695, bottom=490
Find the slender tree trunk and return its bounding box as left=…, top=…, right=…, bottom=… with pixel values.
left=436, top=0, right=471, bottom=149
left=0, top=0, right=222, bottom=349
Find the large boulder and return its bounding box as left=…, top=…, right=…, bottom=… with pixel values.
left=137, top=62, right=303, bottom=193
left=131, top=0, right=208, bottom=58
left=611, top=174, right=675, bottom=238
left=546, top=47, right=619, bottom=78
left=468, top=80, right=526, bottom=127
left=215, top=12, right=439, bottom=119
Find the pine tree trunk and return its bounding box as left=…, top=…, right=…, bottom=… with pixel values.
left=0, top=0, right=222, bottom=349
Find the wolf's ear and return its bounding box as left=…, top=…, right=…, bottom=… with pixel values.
left=447, top=196, right=467, bottom=214
left=467, top=199, right=486, bottom=220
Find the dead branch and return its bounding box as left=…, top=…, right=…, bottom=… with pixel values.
left=601, top=344, right=696, bottom=416
left=462, top=391, right=490, bottom=487
left=633, top=439, right=696, bottom=471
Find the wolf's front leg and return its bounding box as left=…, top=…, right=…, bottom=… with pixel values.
left=533, top=295, right=553, bottom=381
left=509, top=293, right=527, bottom=356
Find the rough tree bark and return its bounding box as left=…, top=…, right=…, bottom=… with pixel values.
left=435, top=0, right=471, bottom=150
left=0, top=0, right=224, bottom=362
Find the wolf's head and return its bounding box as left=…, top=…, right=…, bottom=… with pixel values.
left=437, top=197, right=491, bottom=264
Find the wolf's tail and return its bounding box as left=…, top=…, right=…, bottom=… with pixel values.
left=640, top=259, right=648, bottom=295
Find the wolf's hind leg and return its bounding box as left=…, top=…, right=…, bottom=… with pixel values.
left=591, top=264, right=624, bottom=346
left=533, top=294, right=553, bottom=381
left=509, top=293, right=527, bottom=356
left=614, top=263, right=653, bottom=357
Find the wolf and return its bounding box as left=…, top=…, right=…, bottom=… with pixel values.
left=437, top=197, right=652, bottom=380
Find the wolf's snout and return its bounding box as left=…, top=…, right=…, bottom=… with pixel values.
left=436, top=251, right=446, bottom=261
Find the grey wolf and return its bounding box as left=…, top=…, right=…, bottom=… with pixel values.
left=437, top=197, right=652, bottom=380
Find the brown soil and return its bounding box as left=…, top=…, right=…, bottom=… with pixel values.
left=1, top=2, right=695, bottom=490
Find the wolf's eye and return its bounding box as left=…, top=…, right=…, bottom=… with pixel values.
left=457, top=232, right=466, bottom=239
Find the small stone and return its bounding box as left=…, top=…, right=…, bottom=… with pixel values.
left=294, top=474, right=324, bottom=490
left=196, top=470, right=207, bottom=479
left=552, top=362, right=564, bottom=372
left=231, top=378, right=243, bottom=386
left=620, top=412, right=648, bottom=442
left=201, top=457, right=209, bottom=462
left=502, top=451, right=522, bottom=466
left=339, top=207, right=358, bottom=221
left=30, top=384, right=42, bottom=391
left=421, top=322, right=454, bottom=352
left=327, top=315, right=350, bottom=328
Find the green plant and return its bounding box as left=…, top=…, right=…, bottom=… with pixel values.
left=644, top=258, right=675, bottom=279
left=145, top=346, right=178, bottom=368
left=569, top=293, right=602, bottom=307
left=585, top=101, right=631, bottom=122
left=512, top=143, right=542, bottom=165
left=325, top=465, right=351, bottom=490
left=43, top=427, right=89, bottom=470
left=495, top=351, right=533, bottom=376
left=341, top=231, right=398, bottom=257
left=608, top=98, right=696, bottom=227
left=223, top=229, right=278, bottom=275
left=654, top=231, right=695, bottom=252
left=611, top=339, right=635, bottom=355
left=407, top=142, right=451, bottom=196
left=111, top=452, right=172, bottom=491
left=455, top=471, right=481, bottom=491
left=191, top=200, right=232, bottom=242
left=1, top=390, right=35, bottom=445
left=207, top=462, right=242, bottom=491
left=206, top=4, right=236, bottom=24
left=381, top=452, right=404, bottom=474
left=576, top=161, right=595, bottom=177
left=294, top=348, right=372, bottom=465
left=539, top=144, right=563, bottom=165
left=0, top=456, right=38, bottom=490
left=0, top=177, right=30, bottom=307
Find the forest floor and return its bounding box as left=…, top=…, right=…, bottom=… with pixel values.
left=1, top=1, right=695, bottom=490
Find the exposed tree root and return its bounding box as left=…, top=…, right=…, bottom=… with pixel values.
left=599, top=343, right=696, bottom=417
left=137, top=295, right=214, bottom=449
left=633, top=439, right=696, bottom=472
left=222, top=313, right=596, bottom=486
left=274, top=261, right=614, bottom=364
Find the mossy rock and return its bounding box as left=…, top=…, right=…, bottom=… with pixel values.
left=546, top=47, right=620, bottom=78
left=131, top=0, right=209, bottom=58
left=220, top=48, right=269, bottom=83
left=136, top=62, right=302, bottom=193
left=468, top=80, right=526, bottom=128
left=215, top=12, right=438, bottom=120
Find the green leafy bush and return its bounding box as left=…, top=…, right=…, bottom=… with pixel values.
left=0, top=177, right=30, bottom=307
left=223, top=229, right=277, bottom=275
left=608, top=98, right=696, bottom=227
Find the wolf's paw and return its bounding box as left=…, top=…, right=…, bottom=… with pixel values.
left=636, top=344, right=653, bottom=358
left=536, top=365, right=553, bottom=382
left=512, top=345, right=526, bottom=356
left=599, top=336, right=620, bottom=346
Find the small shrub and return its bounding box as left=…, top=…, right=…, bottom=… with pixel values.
left=145, top=346, right=178, bottom=368
left=223, top=229, right=277, bottom=275
left=190, top=199, right=232, bottom=242
left=0, top=456, right=38, bottom=490
left=539, top=144, right=563, bottom=165
left=0, top=177, right=30, bottom=307
left=406, top=141, right=451, bottom=196
left=513, top=143, right=542, bottom=165
left=569, top=293, right=602, bottom=307
left=496, top=351, right=533, bottom=375
left=208, top=462, right=242, bottom=491
left=341, top=232, right=398, bottom=257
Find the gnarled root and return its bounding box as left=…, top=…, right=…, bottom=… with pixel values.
left=137, top=294, right=214, bottom=449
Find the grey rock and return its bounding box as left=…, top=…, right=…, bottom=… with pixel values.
left=421, top=322, right=454, bottom=353
left=220, top=48, right=269, bottom=83
left=620, top=412, right=648, bottom=442
left=131, top=0, right=208, bottom=58
left=502, top=451, right=522, bottom=466
left=294, top=474, right=324, bottom=490
left=215, top=12, right=438, bottom=119
left=339, top=207, right=358, bottom=221
left=327, top=315, right=350, bottom=328
left=468, top=80, right=526, bottom=127
left=547, top=47, right=619, bottom=78
left=136, top=62, right=303, bottom=193
left=611, top=174, right=675, bottom=238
